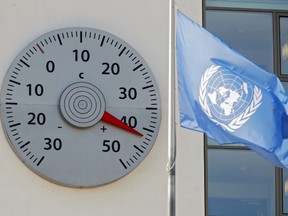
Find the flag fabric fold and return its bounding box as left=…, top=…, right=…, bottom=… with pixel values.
left=176, top=10, right=288, bottom=168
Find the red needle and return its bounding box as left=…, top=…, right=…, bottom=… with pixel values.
left=101, top=111, right=143, bottom=137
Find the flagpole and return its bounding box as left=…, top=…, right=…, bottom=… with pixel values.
left=167, top=0, right=176, bottom=216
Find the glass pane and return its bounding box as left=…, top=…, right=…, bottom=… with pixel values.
left=282, top=140, right=288, bottom=213
left=206, top=10, right=274, bottom=73
left=208, top=149, right=275, bottom=216
left=206, top=0, right=288, bottom=10
left=282, top=82, right=288, bottom=93
left=280, top=17, right=288, bottom=75
left=207, top=137, right=245, bottom=147
left=283, top=167, right=288, bottom=212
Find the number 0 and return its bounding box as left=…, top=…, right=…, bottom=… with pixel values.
left=46, top=60, right=55, bottom=73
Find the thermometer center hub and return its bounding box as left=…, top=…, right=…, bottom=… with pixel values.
left=60, top=82, right=106, bottom=128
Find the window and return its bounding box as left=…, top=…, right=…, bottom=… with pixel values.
left=205, top=3, right=288, bottom=216
left=206, top=10, right=274, bottom=72
left=206, top=0, right=288, bottom=10
left=208, top=149, right=275, bottom=216
left=280, top=16, right=288, bottom=75
left=283, top=164, right=288, bottom=213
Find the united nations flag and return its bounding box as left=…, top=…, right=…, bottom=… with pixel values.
left=176, top=10, right=288, bottom=168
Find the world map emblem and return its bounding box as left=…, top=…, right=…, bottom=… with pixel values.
left=199, top=65, right=262, bottom=132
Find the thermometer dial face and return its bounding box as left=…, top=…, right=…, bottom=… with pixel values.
left=0, top=27, right=162, bottom=188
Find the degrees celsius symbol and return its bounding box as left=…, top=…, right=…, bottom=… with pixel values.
left=0, top=27, right=162, bottom=187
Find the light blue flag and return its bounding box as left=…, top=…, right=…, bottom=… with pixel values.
left=176, top=10, right=288, bottom=168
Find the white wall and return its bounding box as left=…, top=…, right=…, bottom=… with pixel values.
left=175, top=1, right=205, bottom=216
left=0, top=0, right=204, bottom=215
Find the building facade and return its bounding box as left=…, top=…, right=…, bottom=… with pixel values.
left=2, top=0, right=286, bottom=216
left=205, top=1, right=288, bottom=216
left=0, top=0, right=204, bottom=216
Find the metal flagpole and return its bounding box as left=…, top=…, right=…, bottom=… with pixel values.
left=167, top=0, right=176, bottom=216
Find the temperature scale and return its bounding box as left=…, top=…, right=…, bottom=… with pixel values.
left=0, top=27, right=162, bottom=187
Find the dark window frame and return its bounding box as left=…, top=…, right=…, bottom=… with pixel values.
left=277, top=13, right=288, bottom=80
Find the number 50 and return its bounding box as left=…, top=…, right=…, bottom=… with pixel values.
left=102, top=140, right=120, bottom=153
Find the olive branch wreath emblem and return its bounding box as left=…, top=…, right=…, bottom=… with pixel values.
left=199, top=65, right=262, bottom=132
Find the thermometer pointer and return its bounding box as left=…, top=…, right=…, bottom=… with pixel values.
left=101, top=111, right=143, bottom=137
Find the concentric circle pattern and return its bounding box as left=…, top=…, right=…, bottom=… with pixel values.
left=60, top=82, right=106, bottom=128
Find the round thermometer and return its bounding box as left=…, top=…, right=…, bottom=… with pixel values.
left=0, top=27, right=161, bottom=187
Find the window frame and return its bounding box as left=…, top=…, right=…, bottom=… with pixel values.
left=276, top=13, right=288, bottom=81
left=203, top=4, right=288, bottom=216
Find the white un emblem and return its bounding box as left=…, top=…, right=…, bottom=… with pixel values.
left=199, top=65, right=262, bottom=132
